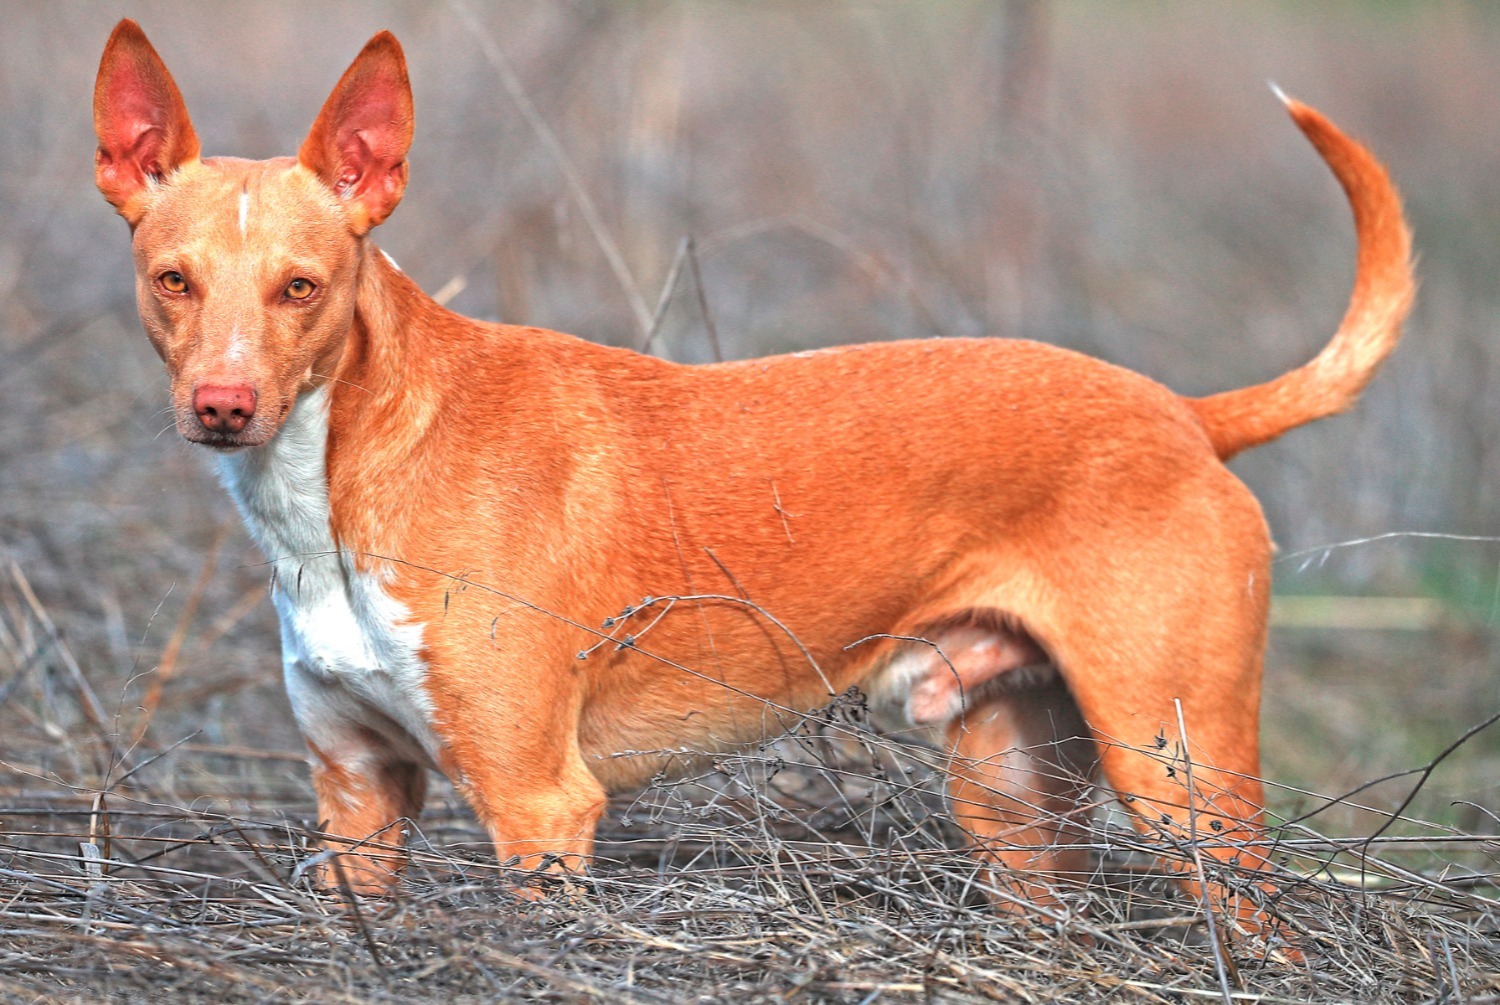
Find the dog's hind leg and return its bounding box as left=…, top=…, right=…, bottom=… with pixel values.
left=941, top=670, right=1101, bottom=912
left=1046, top=483, right=1285, bottom=939
left=1074, top=657, right=1277, bottom=936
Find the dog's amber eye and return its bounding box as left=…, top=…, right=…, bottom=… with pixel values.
left=160, top=271, right=188, bottom=294
left=285, top=278, right=316, bottom=300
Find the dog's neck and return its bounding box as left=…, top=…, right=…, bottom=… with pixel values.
left=211, top=328, right=439, bottom=769
left=329, top=243, right=451, bottom=457
left=340, top=242, right=418, bottom=398
left=214, top=384, right=335, bottom=573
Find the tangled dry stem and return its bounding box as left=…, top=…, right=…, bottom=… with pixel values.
left=2, top=680, right=1497, bottom=1004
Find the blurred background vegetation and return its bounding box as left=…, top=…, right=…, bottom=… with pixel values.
left=1, top=1, right=1496, bottom=849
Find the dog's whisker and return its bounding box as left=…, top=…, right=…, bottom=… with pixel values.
left=309, top=371, right=372, bottom=395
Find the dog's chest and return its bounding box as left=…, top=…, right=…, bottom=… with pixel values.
left=214, top=388, right=441, bottom=764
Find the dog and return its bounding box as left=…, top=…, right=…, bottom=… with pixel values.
left=93, top=19, right=1413, bottom=940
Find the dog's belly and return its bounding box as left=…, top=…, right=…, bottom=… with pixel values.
left=572, top=619, right=908, bottom=791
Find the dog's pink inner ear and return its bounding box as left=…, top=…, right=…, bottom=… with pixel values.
left=93, top=20, right=201, bottom=222
left=299, top=31, right=414, bottom=235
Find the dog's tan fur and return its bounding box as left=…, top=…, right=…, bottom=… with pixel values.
left=94, top=20, right=1413, bottom=941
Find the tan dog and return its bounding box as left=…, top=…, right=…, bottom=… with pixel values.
left=94, top=20, right=1413, bottom=938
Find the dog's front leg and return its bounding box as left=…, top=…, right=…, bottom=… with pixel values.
left=425, top=673, right=609, bottom=894
left=454, top=743, right=608, bottom=893
left=305, top=738, right=427, bottom=894
left=283, top=649, right=431, bottom=894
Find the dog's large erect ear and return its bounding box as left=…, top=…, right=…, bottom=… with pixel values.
left=93, top=20, right=201, bottom=226
left=298, top=32, right=414, bottom=235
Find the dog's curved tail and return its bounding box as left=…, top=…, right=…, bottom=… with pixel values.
left=1189, top=93, right=1415, bottom=461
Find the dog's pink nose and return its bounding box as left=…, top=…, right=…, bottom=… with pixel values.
left=192, top=384, right=257, bottom=434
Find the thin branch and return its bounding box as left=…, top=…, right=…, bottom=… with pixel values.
left=449, top=1, right=654, bottom=337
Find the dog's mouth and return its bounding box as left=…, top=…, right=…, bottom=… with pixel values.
left=174, top=393, right=297, bottom=453
left=181, top=426, right=272, bottom=451
left=175, top=402, right=287, bottom=451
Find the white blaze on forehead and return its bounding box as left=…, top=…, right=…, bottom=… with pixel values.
left=225, top=325, right=247, bottom=364
left=238, top=190, right=250, bottom=236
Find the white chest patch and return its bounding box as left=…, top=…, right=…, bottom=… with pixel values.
left=214, top=387, right=440, bottom=767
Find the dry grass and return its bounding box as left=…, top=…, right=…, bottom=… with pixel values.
left=4, top=1, right=1500, bottom=1001
left=3, top=575, right=1498, bottom=1002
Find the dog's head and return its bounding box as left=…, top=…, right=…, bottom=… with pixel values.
left=93, top=20, right=412, bottom=449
